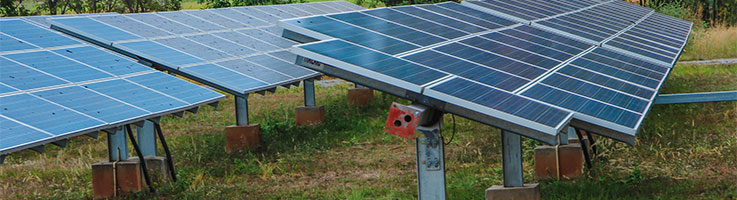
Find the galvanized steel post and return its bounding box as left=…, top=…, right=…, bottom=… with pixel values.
left=304, top=79, right=316, bottom=107
left=107, top=126, right=129, bottom=161
left=235, top=96, right=249, bottom=126
left=416, top=123, right=445, bottom=199
left=502, top=130, right=523, bottom=187
left=136, top=120, right=157, bottom=156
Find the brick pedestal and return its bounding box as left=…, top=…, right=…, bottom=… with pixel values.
left=348, top=88, right=374, bottom=106
left=295, top=106, right=325, bottom=126
left=92, top=156, right=172, bottom=199
left=534, top=144, right=583, bottom=180
left=92, top=160, right=142, bottom=199
left=485, top=184, right=540, bottom=200
left=129, top=156, right=170, bottom=184
left=225, top=124, right=260, bottom=152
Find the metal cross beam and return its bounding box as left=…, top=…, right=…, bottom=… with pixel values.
left=655, top=91, right=737, bottom=104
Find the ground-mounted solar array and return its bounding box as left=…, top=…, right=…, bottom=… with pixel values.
left=0, top=18, right=224, bottom=158
left=280, top=1, right=692, bottom=144
left=463, top=0, right=691, bottom=67
left=48, top=1, right=364, bottom=96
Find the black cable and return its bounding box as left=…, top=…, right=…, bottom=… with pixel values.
left=444, top=114, right=456, bottom=145
left=126, top=125, right=156, bottom=193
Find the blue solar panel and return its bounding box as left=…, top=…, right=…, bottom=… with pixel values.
left=282, top=1, right=691, bottom=144
left=49, top=1, right=358, bottom=95
left=0, top=16, right=224, bottom=156
left=1, top=116, right=53, bottom=151
left=1, top=93, right=106, bottom=136
left=363, top=8, right=467, bottom=39
left=0, top=34, right=37, bottom=51
left=0, top=19, right=81, bottom=48
left=32, top=86, right=150, bottom=123
left=4, top=51, right=113, bottom=82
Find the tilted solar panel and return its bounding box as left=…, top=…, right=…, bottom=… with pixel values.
left=464, top=0, right=692, bottom=67
left=281, top=2, right=578, bottom=144
left=280, top=1, right=692, bottom=144
left=0, top=18, right=224, bottom=158
left=48, top=1, right=363, bottom=96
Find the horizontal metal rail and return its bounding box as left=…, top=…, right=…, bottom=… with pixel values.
left=655, top=91, right=737, bottom=104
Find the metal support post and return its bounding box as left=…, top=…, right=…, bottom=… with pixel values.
left=136, top=120, right=157, bottom=156
left=559, top=127, right=573, bottom=145
left=416, top=121, right=445, bottom=200
left=501, top=130, right=523, bottom=187
left=304, top=79, right=316, bottom=107
left=235, top=96, right=249, bottom=126
left=355, top=84, right=365, bottom=88
left=125, top=125, right=155, bottom=193
left=154, top=122, right=177, bottom=182
left=107, top=126, right=129, bottom=161
left=574, top=128, right=593, bottom=169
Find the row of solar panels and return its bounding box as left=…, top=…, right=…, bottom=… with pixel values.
left=1, top=1, right=365, bottom=160
left=0, top=17, right=224, bottom=157
left=49, top=1, right=363, bottom=95
left=280, top=0, right=692, bottom=144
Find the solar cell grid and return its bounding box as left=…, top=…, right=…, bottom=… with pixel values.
left=49, top=1, right=360, bottom=95
left=0, top=16, right=224, bottom=157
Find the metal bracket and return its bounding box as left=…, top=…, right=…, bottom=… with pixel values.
left=384, top=103, right=428, bottom=140
left=414, top=111, right=445, bottom=200
left=30, top=145, right=45, bottom=154
left=51, top=139, right=69, bottom=148
left=419, top=127, right=443, bottom=171
left=85, top=132, right=99, bottom=139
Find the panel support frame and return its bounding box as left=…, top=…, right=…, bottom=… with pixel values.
left=415, top=111, right=446, bottom=200
left=304, top=79, right=316, bottom=107
left=136, top=120, right=157, bottom=157
left=235, top=96, right=249, bottom=126
left=501, top=130, right=524, bottom=187
left=107, top=126, right=129, bottom=161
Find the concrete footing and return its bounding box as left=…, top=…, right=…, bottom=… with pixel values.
left=534, top=144, right=583, bottom=180
left=485, top=184, right=540, bottom=200
left=348, top=88, right=374, bottom=106
left=295, top=106, right=325, bottom=126
left=225, top=124, right=261, bottom=152
left=91, top=156, right=171, bottom=199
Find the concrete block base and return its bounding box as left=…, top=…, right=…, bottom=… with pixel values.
left=485, top=184, right=540, bottom=200
left=534, top=144, right=583, bottom=180
left=295, top=106, right=325, bottom=126
left=225, top=124, right=260, bottom=152
left=129, top=156, right=171, bottom=184
left=92, top=160, right=142, bottom=199
left=348, top=88, right=374, bottom=106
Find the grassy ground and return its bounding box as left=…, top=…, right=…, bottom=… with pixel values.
left=0, top=62, right=735, bottom=199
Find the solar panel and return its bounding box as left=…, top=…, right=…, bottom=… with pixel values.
left=48, top=1, right=363, bottom=96
left=464, top=0, right=691, bottom=67
left=280, top=1, right=692, bottom=144
left=0, top=18, right=224, bottom=157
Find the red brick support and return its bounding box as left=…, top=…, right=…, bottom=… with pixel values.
left=225, top=124, right=261, bottom=152
left=295, top=106, right=325, bottom=126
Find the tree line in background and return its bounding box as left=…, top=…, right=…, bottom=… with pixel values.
left=1, top=0, right=735, bottom=26
left=1, top=0, right=181, bottom=16
left=638, top=0, right=737, bottom=26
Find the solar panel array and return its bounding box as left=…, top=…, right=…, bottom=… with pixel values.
left=280, top=1, right=692, bottom=144
left=0, top=18, right=224, bottom=157
left=463, top=0, right=691, bottom=66
left=48, top=1, right=364, bottom=96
